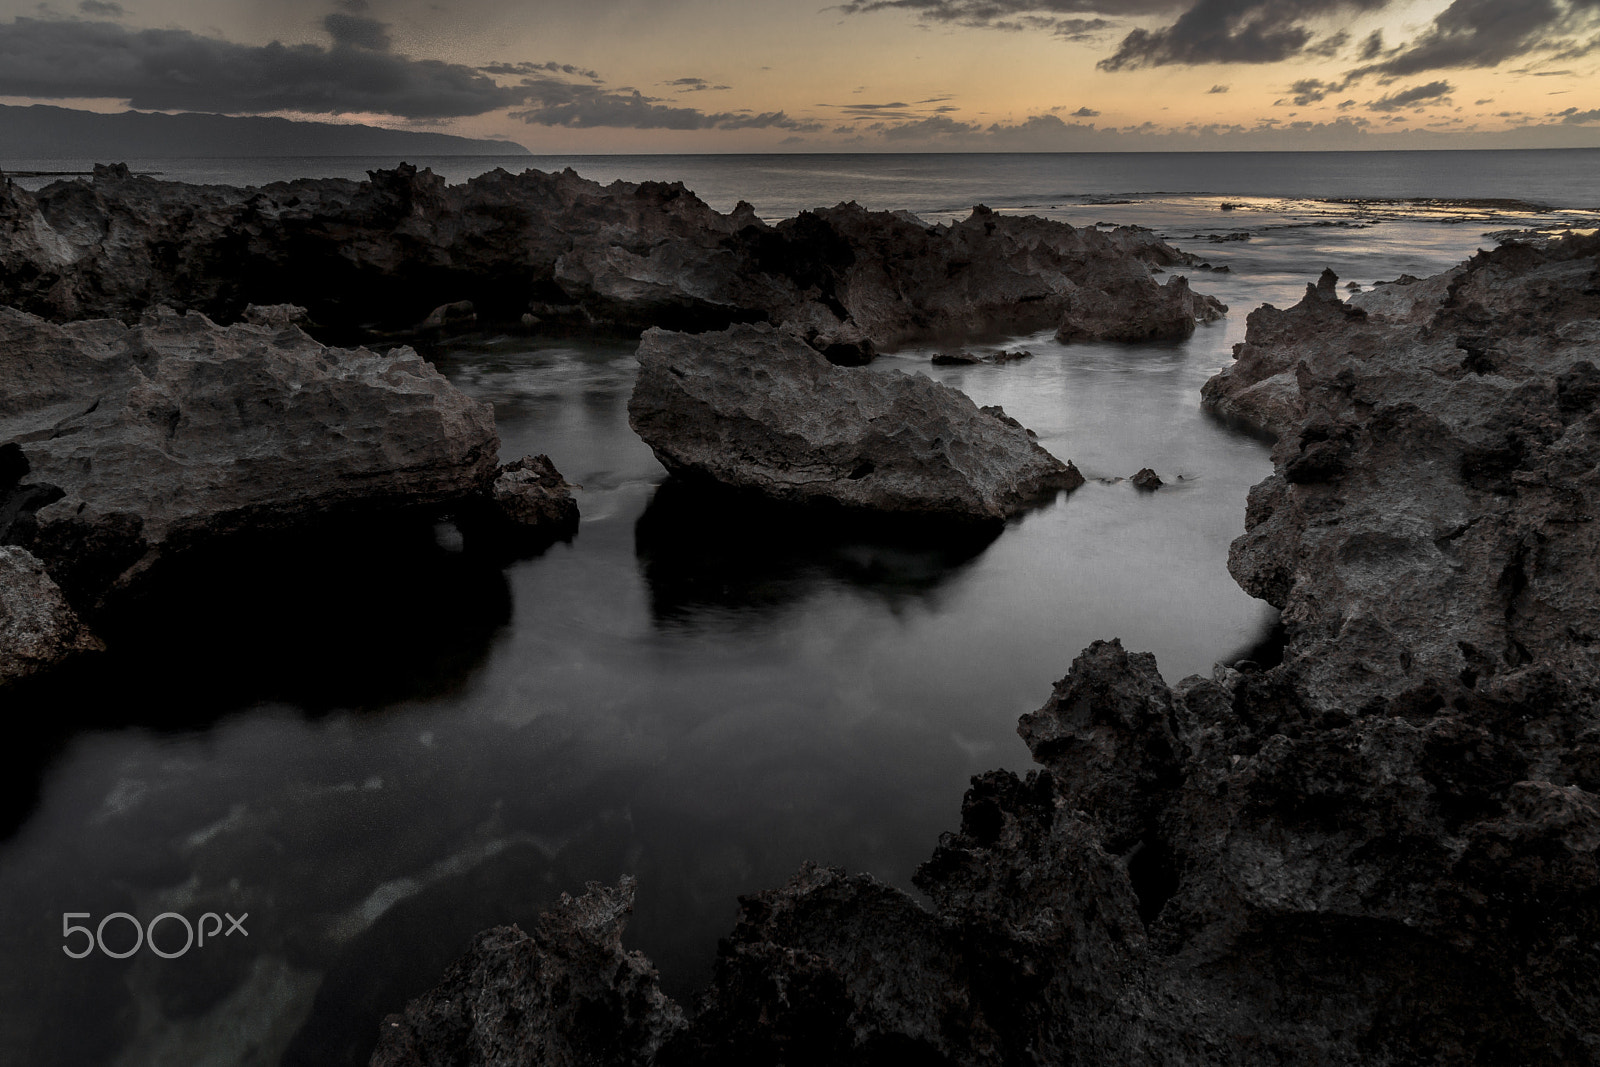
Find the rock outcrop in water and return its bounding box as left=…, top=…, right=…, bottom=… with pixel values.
left=0, top=305, right=500, bottom=608
left=628, top=324, right=1084, bottom=523
left=0, top=164, right=1221, bottom=349
left=374, top=234, right=1600, bottom=1065
left=0, top=545, right=104, bottom=687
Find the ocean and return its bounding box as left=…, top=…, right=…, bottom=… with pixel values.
left=1, top=151, right=1597, bottom=1067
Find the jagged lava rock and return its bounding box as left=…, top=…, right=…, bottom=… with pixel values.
left=1055, top=272, right=1225, bottom=343
left=627, top=323, right=1084, bottom=523
left=1209, top=236, right=1600, bottom=712
left=0, top=545, right=103, bottom=687
left=0, top=305, right=499, bottom=604
left=1199, top=268, right=1360, bottom=438
left=489, top=454, right=579, bottom=537
left=371, top=878, right=685, bottom=1067
left=0, top=165, right=1223, bottom=350
left=1130, top=468, right=1163, bottom=491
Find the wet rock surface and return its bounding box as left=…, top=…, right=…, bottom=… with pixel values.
left=627, top=324, right=1084, bottom=523
left=1130, top=468, right=1163, bottom=490
left=0, top=545, right=103, bottom=687
left=489, top=454, right=579, bottom=536
left=376, top=235, right=1600, bottom=1065
left=371, top=879, right=685, bottom=1067
left=931, top=349, right=1033, bottom=366
left=0, top=304, right=501, bottom=607
left=0, top=165, right=1220, bottom=348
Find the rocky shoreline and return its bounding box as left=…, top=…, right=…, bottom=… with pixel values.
left=1, top=162, right=1213, bottom=689
left=0, top=163, right=1218, bottom=348
left=373, top=233, right=1600, bottom=1065
left=9, top=162, right=1595, bottom=1064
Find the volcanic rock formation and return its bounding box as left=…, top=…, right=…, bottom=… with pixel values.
left=627, top=324, right=1084, bottom=523
left=0, top=165, right=1221, bottom=349
left=0, top=305, right=500, bottom=608
left=373, top=234, right=1600, bottom=1066
left=0, top=545, right=104, bottom=687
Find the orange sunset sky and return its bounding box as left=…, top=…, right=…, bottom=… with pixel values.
left=1, top=0, right=1597, bottom=150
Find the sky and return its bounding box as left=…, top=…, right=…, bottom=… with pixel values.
left=0, top=0, right=1597, bottom=150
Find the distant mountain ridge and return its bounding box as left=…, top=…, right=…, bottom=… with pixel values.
left=0, top=104, right=529, bottom=160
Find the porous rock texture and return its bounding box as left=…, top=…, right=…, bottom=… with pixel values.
left=374, top=235, right=1600, bottom=1065
left=0, top=164, right=1221, bottom=349
left=0, top=545, right=104, bottom=687
left=371, top=878, right=685, bottom=1067
left=0, top=304, right=500, bottom=606
left=1205, top=235, right=1600, bottom=712
left=627, top=324, right=1084, bottom=522
left=490, top=454, right=579, bottom=536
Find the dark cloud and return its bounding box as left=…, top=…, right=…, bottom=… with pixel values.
left=1071, top=105, right=1099, bottom=115
left=1285, top=78, right=1351, bottom=105
left=480, top=60, right=604, bottom=82
left=837, top=0, right=1154, bottom=40
left=512, top=79, right=820, bottom=131
left=1367, top=80, right=1454, bottom=111
left=77, top=0, right=124, bottom=15
left=880, top=114, right=980, bottom=139
left=1305, top=30, right=1349, bottom=57
left=667, top=77, right=732, bottom=92
left=322, top=12, right=390, bottom=51
left=830, top=100, right=916, bottom=118
left=1559, top=106, right=1600, bottom=122
left=0, top=15, right=524, bottom=117
left=1052, top=17, right=1113, bottom=39
left=1355, top=0, right=1600, bottom=77
left=837, top=0, right=1176, bottom=23
left=1097, top=0, right=1386, bottom=70
left=1207, top=83, right=1229, bottom=92
left=1356, top=29, right=1385, bottom=59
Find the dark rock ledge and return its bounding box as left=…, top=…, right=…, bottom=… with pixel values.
left=371, top=236, right=1600, bottom=1065
left=0, top=164, right=1223, bottom=352
left=0, top=305, right=576, bottom=688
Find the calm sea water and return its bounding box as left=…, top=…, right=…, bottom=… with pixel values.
left=2, top=152, right=1596, bottom=1067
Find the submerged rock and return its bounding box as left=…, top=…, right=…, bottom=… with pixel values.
left=0, top=545, right=103, bottom=687
left=932, top=349, right=1033, bottom=366
left=418, top=299, right=477, bottom=332
left=627, top=324, right=1084, bottom=523
left=0, top=305, right=500, bottom=606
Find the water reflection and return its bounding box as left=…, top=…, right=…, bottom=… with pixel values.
left=634, top=478, right=1001, bottom=625
left=0, top=516, right=517, bottom=838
